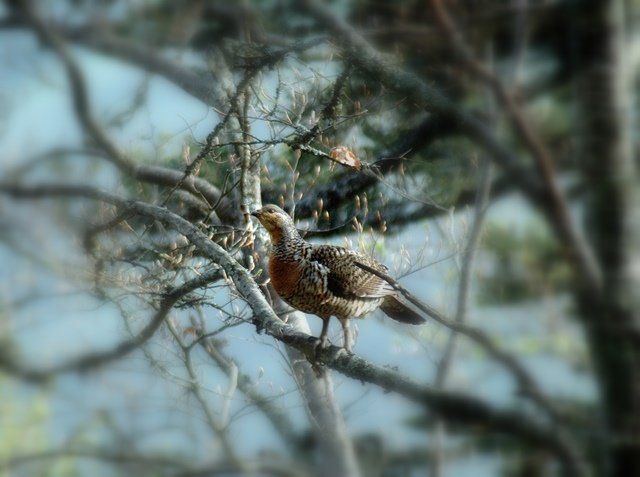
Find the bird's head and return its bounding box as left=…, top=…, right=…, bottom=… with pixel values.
left=251, top=204, right=297, bottom=243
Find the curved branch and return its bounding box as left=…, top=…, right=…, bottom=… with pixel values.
left=135, top=165, right=235, bottom=223
left=77, top=32, right=222, bottom=107
left=0, top=256, right=219, bottom=383
left=295, top=115, right=458, bottom=216
left=0, top=182, right=583, bottom=476
left=3, top=8, right=223, bottom=107
left=429, top=0, right=602, bottom=295
left=19, top=1, right=133, bottom=174
left=0, top=286, right=177, bottom=383
left=16, top=2, right=236, bottom=224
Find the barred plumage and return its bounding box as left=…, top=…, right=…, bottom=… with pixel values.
left=252, top=204, right=425, bottom=352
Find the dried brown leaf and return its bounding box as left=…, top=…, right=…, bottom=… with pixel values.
left=329, top=146, right=362, bottom=170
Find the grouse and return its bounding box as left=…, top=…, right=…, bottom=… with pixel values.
left=252, top=204, right=425, bottom=352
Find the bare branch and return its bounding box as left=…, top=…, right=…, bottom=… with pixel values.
left=1, top=447, right=309, bottom=477
left=429, top=0, right=602, bottom=294
left=19, top=1, right=134, bottom=174
left=166, top=320, right=239, bottom=462
left=76, top=32, right=223, bottom=107
left=352, top=259, right=563, bottom=423
left=0, top=287, right=176, bottom=383
left=0, top=254, right=219, bottom=383
left=14, top=1, right=237, bottom=226
left=195, top=333, right=302, bottom=452
left=0, top=183, right=583, bottom=475
left=439, top=160, right=494, bottom=380
left=430, top=159, right=493, bottom=477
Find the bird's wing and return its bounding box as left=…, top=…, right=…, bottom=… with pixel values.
left=309, top=245, right=395, bottom=299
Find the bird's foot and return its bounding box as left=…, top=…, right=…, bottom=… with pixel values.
left=306, top=338, right=329, bottom=377
left=312, top=338, right=352, bottom=363
left=334, top=346, right=353, bottom=359
left=313, top=336, right=330, bottom=363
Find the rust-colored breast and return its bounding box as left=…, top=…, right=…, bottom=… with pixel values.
left=268, top=255, right=302, bottom=299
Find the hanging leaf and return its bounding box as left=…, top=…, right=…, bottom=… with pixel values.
left=329, top=146, right=362, bottom=170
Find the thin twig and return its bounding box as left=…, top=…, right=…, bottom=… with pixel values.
left=0, top=259, right=221, bottom=382
left=430, top=158, right=493, bottom=477
left=165, top=319, right=239, bottom=462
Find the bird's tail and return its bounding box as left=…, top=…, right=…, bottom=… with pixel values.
left=380, top=295, right=426, bottom=325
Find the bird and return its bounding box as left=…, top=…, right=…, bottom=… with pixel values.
left=251, top=204, right=425, bottom=353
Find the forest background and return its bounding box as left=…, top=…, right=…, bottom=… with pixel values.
left=1, top=1, right=638, bottom=476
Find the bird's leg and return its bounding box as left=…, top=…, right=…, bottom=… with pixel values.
left=339, top=318, right=353, bottom=354
left=314, top=317, right=331, bottom=362
left=318, top=317, right=330, bottom=348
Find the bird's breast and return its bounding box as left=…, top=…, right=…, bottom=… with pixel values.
left=268, top=255, right=302, bottom=299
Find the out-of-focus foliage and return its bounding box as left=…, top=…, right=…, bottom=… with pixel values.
left=480, top=221, right=573, bottom=304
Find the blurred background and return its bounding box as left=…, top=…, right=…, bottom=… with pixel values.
left=0, top=1, right=637, bottom=476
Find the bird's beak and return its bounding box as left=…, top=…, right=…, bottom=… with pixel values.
left=251, top=210, right=261, bottom=218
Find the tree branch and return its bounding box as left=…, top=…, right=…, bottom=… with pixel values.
left=0, top=255, right=219, bottom=383
left=0, top=285, right=176, bottom=383
left=19, top=1, right=133, bottom=174
left=166, top=320, right=239, bottom=462
left=294, top=115, right=457, bottom=217
left=429, top=0, right=602, bottom=294
left=352, top=259, right=563, bottom=423
left=0, top=182, right=583, bottom=476
left=1, top=447, right=309, bottom=477
left=195, top=331, right=302, bottom=452
left=430, top=159, right=493, bottom=477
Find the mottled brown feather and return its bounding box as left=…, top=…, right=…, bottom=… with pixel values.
left=309, top=245, right=394, bottom=299
left=252, top=204, right=425, bottom=350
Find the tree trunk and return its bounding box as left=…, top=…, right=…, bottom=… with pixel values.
left=575, top=1, right=640, bottom=475
left=282, top=309, right=362, bottom=477
left=240, top=101, right=360, bottom=475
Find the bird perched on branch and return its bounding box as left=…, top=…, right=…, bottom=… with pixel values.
left=252, top=204, right=425, bottom=353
